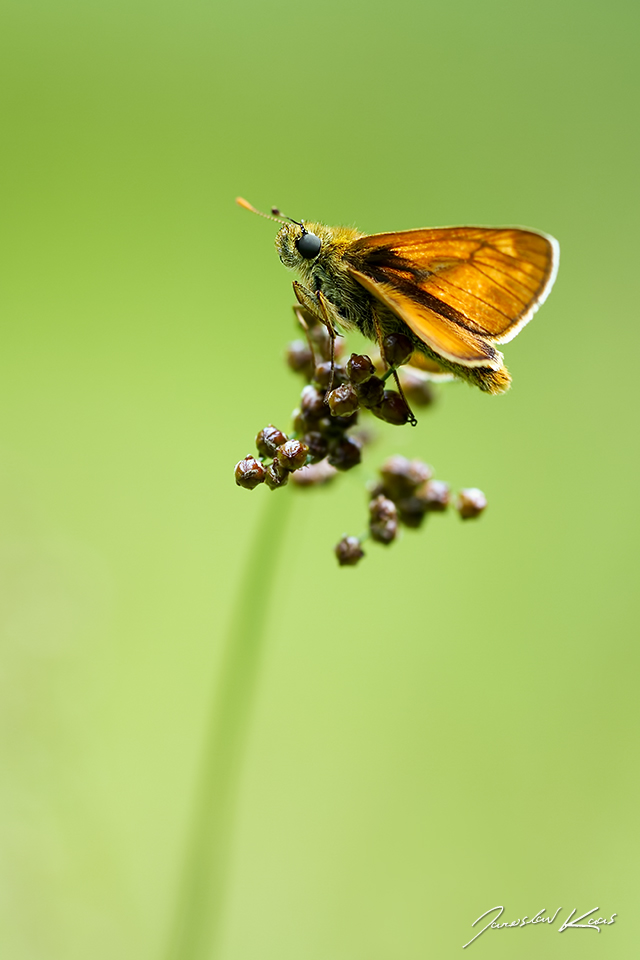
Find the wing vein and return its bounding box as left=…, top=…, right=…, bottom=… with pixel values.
left=478, top=241, right=548, bottom=272
left=428, top=275, right=514, bottom=321
left=466, top=265, right=530, bottom=307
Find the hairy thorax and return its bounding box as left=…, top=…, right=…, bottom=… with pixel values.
left=274, top=220, right=405, bottom=340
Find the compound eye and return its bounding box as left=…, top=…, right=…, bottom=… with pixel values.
left=296, top=231, right=322, bottom=259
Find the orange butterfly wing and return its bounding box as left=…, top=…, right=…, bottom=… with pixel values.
left=347, top=227, right=559, bottom=367
left=348, top=267, right=502, bottom=368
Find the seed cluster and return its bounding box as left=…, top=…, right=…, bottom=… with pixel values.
left=234, top=307, right=487, bottom=566
left=334, top=456, right=486, bottom=566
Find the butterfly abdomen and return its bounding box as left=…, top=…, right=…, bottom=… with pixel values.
left=456, top=362, right=512, bottom=394
left=383, top=312, right=513, bottom=394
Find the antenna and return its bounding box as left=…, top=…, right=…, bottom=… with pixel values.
left=236, top=197, right=287, bottom=225
left=236, top=197, right=303, bottom=227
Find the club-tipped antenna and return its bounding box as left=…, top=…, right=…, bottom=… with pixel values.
left=236, top=197, right=287, bottom=224
left=236, top=197, right=303, bottom=227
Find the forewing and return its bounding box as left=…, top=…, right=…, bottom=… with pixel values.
left=350, top=226, right=559, bottom=345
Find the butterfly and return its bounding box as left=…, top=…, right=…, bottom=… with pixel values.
left=237, top=197, right=559, bottom=394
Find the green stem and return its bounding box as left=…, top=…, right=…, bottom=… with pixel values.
left=164, top=492, right=293, bottom=960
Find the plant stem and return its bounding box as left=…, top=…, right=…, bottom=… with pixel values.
left=164, top=492, right=293, bottom=960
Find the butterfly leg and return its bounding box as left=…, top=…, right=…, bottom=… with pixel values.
left=372, top=307, right=418, bottom=426
left=390, top=369, right=418, bottom=426
left=316, top=291, right=341, bottom=393
left=292, top=304, right=321, bottom=367
left=292, top=282, right=341, bottom=394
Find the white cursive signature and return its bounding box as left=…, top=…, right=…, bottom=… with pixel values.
left=462, top=905, right=617, bottom=949
left=559, top=907, right=618, bottom=933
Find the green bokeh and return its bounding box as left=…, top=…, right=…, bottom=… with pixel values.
left=1, top=1, right=638, bottom=957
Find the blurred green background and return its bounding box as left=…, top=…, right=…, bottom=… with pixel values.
left=1, top=0, right=638, bottom=957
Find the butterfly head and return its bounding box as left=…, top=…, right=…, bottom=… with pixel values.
left=275, top=220, right=327, bottom=271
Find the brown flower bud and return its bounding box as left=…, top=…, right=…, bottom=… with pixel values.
left=328, top=435, right=362, bottom=471
left=379, top=455, right=412, bottom=497
left=334, top=535, right=365, bottom=566
left=379, top=456, right=433, bottom=500
left=408, top=459, right=433, bottom=486
left=329, top=410, right=359, bottom=431
left=397, top=478, right=450, bottom=524
left=355, top=375, right=385, bottom=408
left=418, top=478, right=450, bottom=512
left=300, top=385, right=327, bottom=420
left=382, top=333, right=414, bottom=368
left=369, top=495, right=398, bottom=544
left=291, top=459, right=338, bottom=487
left=234, top=455, right=266, bottom=490
left=313, top=416, right=336, bottom=437
left=369, top=494, right=397, bottom=523
left=303, top=431, right=330, bottom=463
left=264, top=459, right=289, bottom=490
left=346, top=353, right=376, bottom=384
left=327, top=382, right=360, bottom=417
left=255, top=424, right=288, bottom=458
left=456, top=487, right=487, bottom=519
left=395, top=498, right=427, bottom=528
left=399, top=368, right=435, bottom=407
left=317, top=409, right=359, bottom=437
left=286, top=340, right=314, bottom=377
left=291, top=409, right=310, bottom=436
left=373, top=390, right=411, bottom=425
left=313, top=362, right=347, bottom=390
left=370, top=519, right=398, bottom=544
left=276, top=439, right=310, bottom=471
